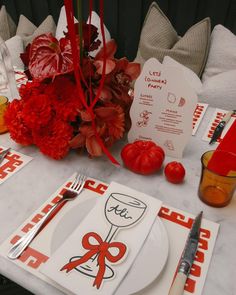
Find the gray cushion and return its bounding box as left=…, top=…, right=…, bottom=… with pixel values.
left=16, top=15, right=56, bottom=47
left=0, top=6, right=16, bottom=41
left=135, top=2, right=211, bottom=76
left=16, top=15, right=36, bottom=38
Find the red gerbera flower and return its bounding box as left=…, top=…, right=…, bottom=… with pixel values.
left=69, top=124, right=106, bottom=157
left=95, top=104, right=125, bottom=141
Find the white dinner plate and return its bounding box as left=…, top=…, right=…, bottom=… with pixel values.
left=51, top=197, right=169, bottom=295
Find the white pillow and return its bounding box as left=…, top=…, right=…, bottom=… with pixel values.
left=55, top=6, right=78, bottom=40
left=5, top=35, right=24, bottom=69
left=202, top=25, right=236, bottom=82
left=199, top=70, right=236, bottom=110
left=87, top=11, right=111, bottom=57
left=162, top=56, right=236, bottom=110
left=163, top=56, right=202, bottom=95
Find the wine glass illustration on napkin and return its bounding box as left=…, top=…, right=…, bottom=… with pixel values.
left=61, top=193, right=147, bottom=289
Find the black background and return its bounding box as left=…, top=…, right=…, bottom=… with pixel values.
left=0, top=0, right=236, bottom=60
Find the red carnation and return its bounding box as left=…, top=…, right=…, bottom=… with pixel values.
left=4, top=99, right=33, bottom=145
left=19, top=81, right=47, bottom=100
left=22, top=94, right=53, bottom=130
left=47, top=76, right=82, bottom=122
left=33, top=118, right=73, bottom=159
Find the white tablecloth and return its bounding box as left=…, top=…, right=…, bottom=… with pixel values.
left=0, top=107, right=235, bottom=295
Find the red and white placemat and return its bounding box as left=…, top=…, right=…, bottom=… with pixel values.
left=202, top=108, right=236, bottom=143
left=0, top=70, right=28, bottom=92
left=192, top=103, right=208, bottom=135
left=0, top=175, right=219, bottom=295
left=14, top=70, right=28, bottom=87
left=0, top=146, right=32, bottom=184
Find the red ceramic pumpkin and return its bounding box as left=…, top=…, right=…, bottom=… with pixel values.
left=121, top=140, right=165, bottom=175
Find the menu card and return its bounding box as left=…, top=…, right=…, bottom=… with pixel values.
left=41, top=182, right=162, bottom=295
left=128, top=58, right=197, bottom=158
left=0, top=175, right=219, bottom=295
left=192, top=103, right=208, bottom=135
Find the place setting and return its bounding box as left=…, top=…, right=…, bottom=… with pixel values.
left=0, top=172, right=219, bottom=295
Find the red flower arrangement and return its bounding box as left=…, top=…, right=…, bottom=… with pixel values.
left=5, top=17, right=140, bottom=160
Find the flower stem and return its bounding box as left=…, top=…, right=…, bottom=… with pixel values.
left=77, top=0, right=83, bottom=63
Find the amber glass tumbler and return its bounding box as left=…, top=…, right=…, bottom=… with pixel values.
left=0, top=96, right=8, bottom=134
left=198, top=150, right=236, bottom=207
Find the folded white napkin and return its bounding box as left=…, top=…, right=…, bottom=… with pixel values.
left=55, top=5, right=78, bottom=40
left=87, top=11, right=111, bottom=57
left=0, top=36, right=19, bottom=100
left=5, top=35, right=24, bottom=69
left=56, top=6, right=111, bottom=57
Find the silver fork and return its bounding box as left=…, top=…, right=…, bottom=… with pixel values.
left=0, top=148, right=11, bottom=166
left=7, top=173, right=87, bottom=260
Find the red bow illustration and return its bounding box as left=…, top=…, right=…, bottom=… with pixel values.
left=60, top=232, right=127, bottom=289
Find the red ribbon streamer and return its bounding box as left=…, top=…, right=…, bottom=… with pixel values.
left=64, top=0, right=120, bottom=166
left=60, top=232, right=127, bottom=289
left=88, top=0, right=93, bottom=105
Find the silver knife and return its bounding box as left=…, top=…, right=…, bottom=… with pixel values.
left=168, top=211, right=203, bottom=295
left=0, top=148, right=11, bottom=166
left=209, top=110, right=235, bottom=144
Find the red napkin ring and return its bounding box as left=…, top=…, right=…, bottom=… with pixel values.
left=208, top=120, right=236, bottom=175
